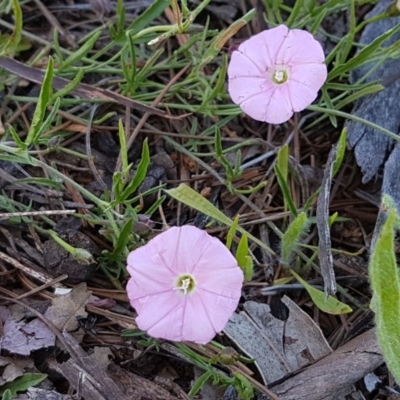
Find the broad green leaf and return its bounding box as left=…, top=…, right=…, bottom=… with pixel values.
left=290, top=269, right=352, bottom=314
left=25, top=57, right=54, bottom=147
left=332, top=128, right=347, bottom=176
left=281, top=212, right=308, bottom=263
left=165, top=184, right=276, bottom=255
left=226, top=214, right=240, bottom=250
left=166, top=184, right=232, bottom=226
left=1, top=389, right=11, bottom=400
left=328, top=212, right=338, bottom=226
left=370, top=208, right=400, bottom=383
left=274, top=164, right=297, bottom=217
left=0, top=374, right=47, bottom=397
left=236, top=233, right=253, bottom=281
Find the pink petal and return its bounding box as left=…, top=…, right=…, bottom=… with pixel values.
left=228, top=50, right=265, bottom=79
left=239, top=85, right=294, bottom=124
left=228, top=76, right=273, bottom=107
left=135, top=291, right=186, bottom=340
left=195, top=267, right=243, bottom=297
left=287, top=64, right=327, bottom=111
left=238, top=25, right=289, bottom=70
left=276, top=28, right=325, bottom=66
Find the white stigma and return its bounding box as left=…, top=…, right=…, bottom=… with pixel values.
left=174, top=278, right=191, bottom=295
left=274, top=70, right=285, bottom=82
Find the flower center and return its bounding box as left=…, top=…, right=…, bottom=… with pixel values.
left=271, top=68, right=288, bottom=84
left=173, top=274, right=196, bottom=296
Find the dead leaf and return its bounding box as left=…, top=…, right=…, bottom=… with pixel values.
left=0, top=306, right=55, bottom=356
left=224, top=296, right=332, bottom=384
left=44, top=283, right=91, bottom=332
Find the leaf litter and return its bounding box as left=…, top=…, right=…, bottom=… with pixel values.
left=0, top=0, right=397, bottom=399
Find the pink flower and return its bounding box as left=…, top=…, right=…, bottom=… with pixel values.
left=228, top=25, right=327, bottom=124
left=126, top=226, right=243, bottom=344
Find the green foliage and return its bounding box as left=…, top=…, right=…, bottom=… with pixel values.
left=274, top=164, right=297, bottom=217
left=25, top=57, right=56, bottom=147
left=370, top=204, right=400, bottom=383
left=281, top=212, right=308, bottom=264
left=0, top=374, right=47, bottom=397
left=236, top=234, right=253, bottom=281
left=291, top=269, right=352, bottom=314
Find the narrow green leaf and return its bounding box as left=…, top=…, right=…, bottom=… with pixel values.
left=125, top=0, right=169, bottom=38
left=332, top=128, right=347, bottom=176
left=274, top=164, right=298, bottom=217
left=34, top=97, right=61, bottom=143
left=52, top=69, right=84, bottom=100
left=145, top=195, right=166, bottom=215
left=60, top=31, right=101, bottom=70
left=110, top=218, right=134, bottom=259
left=329, top=23, right=400, bottom=79
left=290, top=269, right=352, bottom=315
left=277, top=144, right=289, bottom=181
left=118, top=119, right=129, bottom=176
left=3, top=0, right=22, bottom=56
left=25, top=57, right=54, bottom=147
left=236, top=233, right=253, bottom=280
left=226, top=214, right=240, bottom=250
left=188, top=371, right=213, bottom=398
left=200, top=8, right=255, bottom=67
left=8, top=125, right=25, bottom=150
left=120, top=139, right=150, bottom=201
left=0, top=373, right=47, bottom=397
left=281, top=212, right=308, bottom=263
left=370, top=208, right=400, bottom=383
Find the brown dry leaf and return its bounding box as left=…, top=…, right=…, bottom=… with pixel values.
left=224, top=296, right=332, bottom=385
left=0, top=357, right=34, bottom=385
left=44, top=283, right=91, bottom=332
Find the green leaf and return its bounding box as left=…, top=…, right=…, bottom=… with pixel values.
left=120, top=138, right=150, bottom=201
left=226, top=214, right=240, bottom=250
left=52, top=69, right=84, bottom=100
left=165, top=184, right=276, bottom=255
left=281, top=212, right=308, bottom=264
left=166, top=184, right=232, bottom=226
left=290, top=269, right=352, bottom=314
left=329, top=23, right=400, bottom=79
left=2, top=0, right=22, bottom=56
left=110, top=218, right=134, bottom=260
left=370, top=208, right=400, bottom=383
left=1, top=389, right=11, bottom=400
left=188, top=371, right=213, bottom=398
left=25, top=57, right=54, bottom=147
left=277, top=144, right=289, bottom=181
left=274, top=164, right=298, bottom=217
left=125, top=0, right=169, bottom=39
left=332, top=128, right=347, bottom=176
left=60, top=31, right=101, bottom=70
left=0, top=373, right=47, bottom=397
left=236, top=233, right=253, bottom=281
left=199, top=8, right=255, bottom=68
